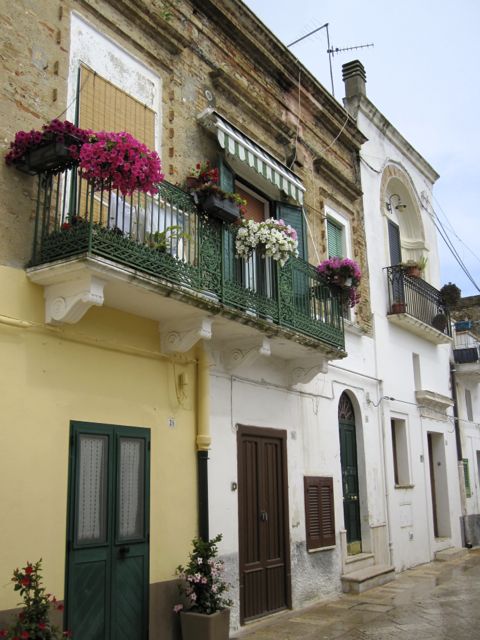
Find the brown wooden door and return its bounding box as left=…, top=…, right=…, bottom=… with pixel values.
left=237, top=426, right=291, bottom=623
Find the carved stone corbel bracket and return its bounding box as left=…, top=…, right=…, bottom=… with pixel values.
left=44, top=276, right=106, bottom=324
left=160, top=317, right=213, bottom=354
left=289, top=356, right=328, bottom=386
left=223, top=337, right=271, bottom=372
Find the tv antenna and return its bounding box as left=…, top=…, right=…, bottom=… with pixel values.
left=287, top=24, right=374, bottom=97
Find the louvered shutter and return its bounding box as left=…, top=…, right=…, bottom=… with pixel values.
left=217, top=156, right=235, bottom=193
left=304, top=476, right=336, bottom=550
left=275, top=202, right=306, bottom=260
left=388, top=220, right=402, bottom=266
left=327, top=219, right=343, bottom=258
left=463, top=459, right=472, bottom=498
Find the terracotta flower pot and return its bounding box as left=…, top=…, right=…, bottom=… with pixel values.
left=180, top=608, right=230, bottom=640
left=391, top=302, right=406, bottom=314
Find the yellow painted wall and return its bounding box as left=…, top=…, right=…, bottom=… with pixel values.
left=0, top=266, right=198, bottom=610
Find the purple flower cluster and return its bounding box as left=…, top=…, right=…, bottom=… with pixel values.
left=76, top=131, right=164, bottom=196
left=5, top=119, right=91, bottom=165
left=317, top=257, right=362, bottom=308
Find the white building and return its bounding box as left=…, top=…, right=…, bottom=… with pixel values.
left=342, top=60, right=463, bottom=571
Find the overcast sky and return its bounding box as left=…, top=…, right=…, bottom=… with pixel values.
left=244, top=0, right=480, bottom=297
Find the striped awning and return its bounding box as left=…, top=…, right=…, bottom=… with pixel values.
left=198, top=109, right=305, bottom=205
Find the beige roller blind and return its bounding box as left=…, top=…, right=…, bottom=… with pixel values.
left=79, top=65, right=155, bottom=148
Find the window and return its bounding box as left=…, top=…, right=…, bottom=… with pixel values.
left=327, top=218, right=344, bottom=258
left=463, top=459, right=472, bottom=498
left=412, top=353, right=421, bottom=390
left=304, top=476, right=335, bottom=550
left=465, top=389, right=474, bottom=422
left=391, top=419, right=411, bottom=486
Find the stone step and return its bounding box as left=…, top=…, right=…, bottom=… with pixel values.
left=435, top=547, right=468, bottom=561
left=341, top=564, right=395, bottom=594
left=343, top=552, right=375, bottom=575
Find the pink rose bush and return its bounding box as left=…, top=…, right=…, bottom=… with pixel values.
left=174, top=534, right=232, bottom=615
left=235, top=217, right=298, bottom=267
left=75, top=131, right=163, bottom=196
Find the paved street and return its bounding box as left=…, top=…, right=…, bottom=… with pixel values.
left=233, top=549, right=480, bottom=639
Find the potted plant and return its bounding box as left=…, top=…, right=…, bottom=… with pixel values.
left=235, top=217, right=299, bottom=267
left=316, top=257, right=362, bottom=308
left=187, top=160, right=246, bottom=223
left=74, top=130, right=164, bottom=196
left=146, top=225, right=191, bottom=252
left=440, top=282, right=461, bottom=308
left=391, top=301, right=407, bottom=314
left=174, top=534, right=232, bottom=640
left=5, top=119, right=91, bottom=175
left=0, top=559, right=69, bottom=639
left=401, top=256, right=427, bottom=278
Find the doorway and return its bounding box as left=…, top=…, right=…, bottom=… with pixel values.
left=338, top=393, right=362, bottom=554
left=66, top=422, right=150, bottom=640
left=427, top=432, right=451, bottom=538
left=237, top=425, right=291, bottom=623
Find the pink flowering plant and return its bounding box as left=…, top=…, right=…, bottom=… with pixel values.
left=5, top=119, right=91, bottom=168
left=317, top=257, right=362, bottom=308
left=73, top=131, right=163, bottom=196
left=0, top=559, right=70, bottom=640
left=174, top=534, right=232, bottom=615
left=235, top=217, right=299, bottom=267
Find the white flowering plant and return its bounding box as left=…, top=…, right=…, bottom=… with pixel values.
left=235, top=217, right=299, bottom=267
left=174, top=534, right=232, bottom=615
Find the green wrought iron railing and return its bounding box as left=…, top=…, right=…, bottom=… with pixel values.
left=30, top=167, right=345, bottom=350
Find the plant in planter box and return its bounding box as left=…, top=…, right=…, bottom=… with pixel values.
left=5, top=119, right=91, bottom=174
left=235, top=217, right=299, bottom=267
left=184, top=160, right=219, bottom=190
left=174, top=534, right=232, bottom=640
left=400, top=256, right=428, bottom=278
left=0, top=559, right=69, bottom=640
left=317, top=257, right=362, bottom=308
left=187, top=160, right=247, bottom=222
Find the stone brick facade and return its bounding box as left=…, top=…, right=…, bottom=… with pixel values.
left=0, top=0, right=371, bottom=332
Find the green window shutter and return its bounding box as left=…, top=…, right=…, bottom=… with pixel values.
left=275, top=202, right=307, bottom=260
left=327, top=219, right=343, bottom=258
left=217, top=156, right=235, bottom=193
left=463, top=459, right=472, bottom=498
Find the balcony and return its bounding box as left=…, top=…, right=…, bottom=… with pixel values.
left=26, top=167, right=346, bottom=379
left=385, top=266, right=452, bottom=344
left=453, top=330, right=480, bottom=379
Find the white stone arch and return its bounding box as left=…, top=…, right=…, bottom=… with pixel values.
left=380, top=163, right=427, bottom=267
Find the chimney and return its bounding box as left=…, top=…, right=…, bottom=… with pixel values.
left=342, top=60, right=366, bottom=98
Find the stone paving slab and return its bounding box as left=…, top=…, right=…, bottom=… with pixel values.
left=232, top=549, right=480, bottom=640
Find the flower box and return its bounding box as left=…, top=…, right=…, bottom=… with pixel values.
left=180, top=609, right=230, bottom=640
left=202, top=193, right=241, bottom=223
left=15, top=138, right=77, bottom=175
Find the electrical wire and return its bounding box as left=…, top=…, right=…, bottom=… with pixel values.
left=318, top=111, right=350, bottom=155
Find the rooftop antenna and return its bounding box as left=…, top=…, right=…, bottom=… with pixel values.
left=287, top=24, right=374, bottom=97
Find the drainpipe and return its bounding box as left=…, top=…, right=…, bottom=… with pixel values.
left=196, top=341, right=211, bottom=541
left=450, top=362, right=471, bottom=547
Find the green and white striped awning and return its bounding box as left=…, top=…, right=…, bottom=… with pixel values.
left=198, top=109, right=305, bottom=205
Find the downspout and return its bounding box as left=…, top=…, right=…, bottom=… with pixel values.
left=450, top=362, right=471, bottom=547
left=196, top=341, right=211, bottom=541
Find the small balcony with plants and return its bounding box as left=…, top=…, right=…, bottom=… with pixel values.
left=7, top=120, right=347, bottom=377
left=385, top=264, right=452, bottom=344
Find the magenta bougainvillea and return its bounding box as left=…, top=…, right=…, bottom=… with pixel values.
left=74, top=131, right=163, bottom=196
left=5, top=120, right=91, bottom=166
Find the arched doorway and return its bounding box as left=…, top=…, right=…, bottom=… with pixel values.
left=338, top=393, right=362, bottom=555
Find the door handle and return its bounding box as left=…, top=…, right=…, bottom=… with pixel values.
left=260, top=511, right=268, bottom=522
left=118, top=546, right=130, bottom=556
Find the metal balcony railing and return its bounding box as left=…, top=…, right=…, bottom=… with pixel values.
left=30, top=166, right=345, bottom=351
left=386, top=265, right=452, bottom=338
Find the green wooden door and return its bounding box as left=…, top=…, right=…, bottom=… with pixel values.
left=66, top=422, right=150, bottom=640
left=338, top=394, right=362, bottom=554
